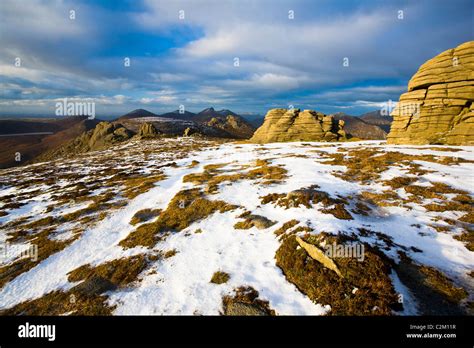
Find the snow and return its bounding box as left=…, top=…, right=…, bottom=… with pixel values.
left=0, top=139, right=473, bottom=315
left=109, top=210, right=329, bottom=315
left=0, top=199, right=49, bottom=225
left=389, top=271, right=419, bottom=315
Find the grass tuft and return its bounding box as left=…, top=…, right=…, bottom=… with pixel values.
left=210, top=271, right=230, bottom=284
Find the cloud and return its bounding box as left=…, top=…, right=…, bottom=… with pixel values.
left=224, top=73, right=302, bottom=91
left=139, top=90, right=178, bottom=104
left=0, top=0, right=472, bottom=115
left=0, top=0, right=85, bottom=38
left=0, top=94, right=131, bottom=106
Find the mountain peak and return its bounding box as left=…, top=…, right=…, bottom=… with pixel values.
left=201, top=107, right=215, bottom=113
left=118, top=109, right=157, bottom=120
left=217, top=109, right=238, bottom=116
left=197, top=107, right=239, bottom=118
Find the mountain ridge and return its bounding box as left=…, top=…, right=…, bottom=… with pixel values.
left=332, top=112, right=387, bottom=140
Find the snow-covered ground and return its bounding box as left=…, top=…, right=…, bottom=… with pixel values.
left=0, top=139, right=473, bottom=315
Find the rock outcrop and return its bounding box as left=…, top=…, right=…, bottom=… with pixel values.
left=183, top=127, right=197, bottom=137
left=250, top=108, right=346, bottom=143
left=204, top=115, right=255, bottom=139
left=78, top=122, right=133, bottom=151
left=387, top=41, right=474, bottom=145
left=37, top=122, right=133, bottom=160
left=137, top=122, right=159, bottom=138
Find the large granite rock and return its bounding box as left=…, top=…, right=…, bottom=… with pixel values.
left=137, top=122, right=159, bottom=138
left=387, top=41, right=474, bottom=145
left=76, top=122, right=133, bottom=150
left=36, top=121, right=133, bottom=161
left=250, top=108, right=346, bottom=143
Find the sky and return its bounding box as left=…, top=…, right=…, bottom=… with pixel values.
left=0, top=0, right=472, bottom=117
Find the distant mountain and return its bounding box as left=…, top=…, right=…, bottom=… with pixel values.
left=192, top=107, right=255, bottom=138
left=240, top=114, right=265, bottom=128
left=118, top=109, right=158, bottom=120
left=0, top=107, right=257, bottom=168
left=119, top=111, right=255, bottom=140
left=118, top=107, right=248, bottom=125
left=332, top=113, right=387, bottom=140
left=0, top=117, right=100, bottom=168
left=160, top=110, right=196, bottom=121
left=194, top=107, right=239, bottom=122
left=359, top=110, right=392, bottom=133
left=216, top=109, right=239, bottom=117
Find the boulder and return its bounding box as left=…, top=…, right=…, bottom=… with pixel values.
left=35, top=121, right=134, bottom=161
left=250, top=108, right=346, bottom=143
left=81, top=122, right=133, bottom=150
left=387, top=41, right=474, bottom=145
left=70, top=275, right=117, bottom=296
left=137, top=122, right=159, bottom=138
left=223, top=302, right=269, bottom=316
left=183, top=127, right=194, bottom=136
left=296, top=236, right=343, bottom=278
left=203, top=115, right=255, bottom=139
left=234, top=214, right=276, bottom=230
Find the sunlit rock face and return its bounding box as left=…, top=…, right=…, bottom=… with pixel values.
left=250, top=108, right=346, bottom=143
left=387, top=41, right=474, bottom=145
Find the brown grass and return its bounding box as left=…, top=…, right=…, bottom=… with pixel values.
left=383, top=176, right=417, bottom=189
left=273, top=219, right=299, bottom=237
left=183, top=159, right=287, bottom=193
left=395, top=252, right=468, bottom=315
left=188, top=160, right=200, bottom=168
left=0, top=290, right=114, bottom=315
left=359, top=191, right=401, bottom=207
left=121, top=173, right=167, bottom=199
left=454, top=227, right=474, bottom=251
left=260, top=185, right=352, bottom=220
left=320, top=148, right=469, bottom=184
left=210, top=271, right=230, bottom=284
left=130, top=208, right=161, bottom=225
left=459, top=211, right=474, bottom=224
left=234, top=212, right=276, bottom=230
left=67, top=254, right=148, bottom=286
left=275, top=233, right=400, bottom=315
left=321, top=204, right=353, bottom=220
left=0, top=253, right=150, bottom=315
left=222, top=286, right=275, bottom=316
left=164, top=249, right=178, bottom=258
left=0, top=228, right=78, bottom=289
left=119, top=188, right=237, bottom=248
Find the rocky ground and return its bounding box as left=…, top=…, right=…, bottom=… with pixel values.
left=0, top=138, right=473, bottom=315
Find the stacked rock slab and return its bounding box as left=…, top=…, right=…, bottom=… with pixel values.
left=250, top=108, right=346, bottom=143
left=387, top=41, right=474, bottom=145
